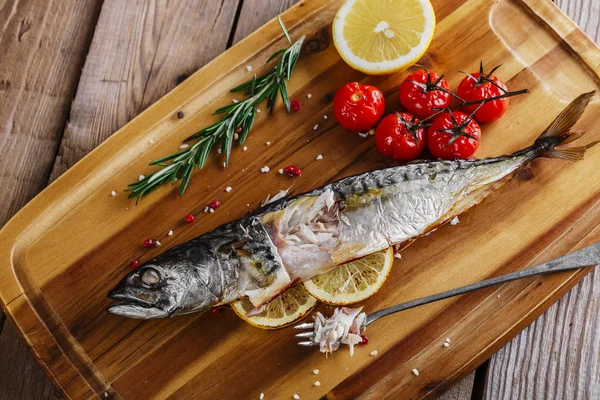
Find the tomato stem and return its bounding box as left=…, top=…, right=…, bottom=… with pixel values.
left=433, top=88, right=530, bottom=111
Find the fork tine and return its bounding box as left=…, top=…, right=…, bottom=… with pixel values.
left=294, top=322, right=314, bottom=330
left=298, top=341, right=316, bottom=347
left=295, top=331, right=315, bottom=339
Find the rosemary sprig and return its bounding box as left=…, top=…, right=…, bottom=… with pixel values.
left=127, top=16, right=304, bottom=203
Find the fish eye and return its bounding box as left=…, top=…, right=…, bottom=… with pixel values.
left=141, top=268, right=161, bottom=286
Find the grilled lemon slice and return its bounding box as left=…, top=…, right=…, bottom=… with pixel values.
left=231, top=284, right=318, bottom=330
left=303, top=247, right=394, bottom=305
left=332, top=0, right=435, bottom=75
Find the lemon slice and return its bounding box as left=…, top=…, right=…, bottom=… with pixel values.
left=332, top=0, right=436, bottom=75
left=304, top=247, right=395, bottom=305
left=231, top=284, right=318, bottom=329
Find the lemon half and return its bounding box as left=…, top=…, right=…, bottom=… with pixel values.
left=333, top=0, right=436, bottom=75
left=231, top=284, right=318, bottom=330
left=304, top=247, right=395, bottom=305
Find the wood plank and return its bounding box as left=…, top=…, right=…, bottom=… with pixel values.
left=0, top=0, right=102, bottom=398
left=49, top=0, right=240, bottom=182
left=484, top=268, right=600, bottom=399
left=0, top=322, right=62, bottom=399
left=556, top=0, right=600, bottom=43
left=0, top=0, right=101, bottom=225
left=483, top=1, right=600, bottom=398
left=231, top=0, right=299, bottom=45
left=439, top=372, right=475, bottom=400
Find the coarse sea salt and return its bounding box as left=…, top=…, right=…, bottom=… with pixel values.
left=233, top=99, right=239, bottom=103
left=443, top=342, right=450, bottom=347
left=261, top=166, right=270, bottom=173
left=279, top=169, right=284, bottom=174
left=307, top=93, right=312, bottom=99
left=450, top=216, right=460, bottom=225
left=293, top=395, right=300, bottom=400
left=149, top=139, right=155, bottom=144
left=139, top=175, right=145, bottom=181
left=246, top=65, right=253, bottom=72
left=412, top=369, right=419, bottom=376
left=155, top=240, right=161, bottom=246
left=313, top=369, right=319, bottom=375
left=323, top=115, right=328, bottom=119
left=370, top=350, right=378, bottom=356
left=168, top=230, right=173, bottom=236
left=260, top=394, right=264, bottom=400
left=111, top=191, right=117, bottom=196
left=316, top=154, right=323, bottom=160
left=225, top=186, right=232, bottom=192
left=359, top=132, right=369, bottom=138
left=180, top=144, right=189, bottom=149
left=266, top=141, right=271, bottom=145
left=314, top=381, right=321, bottom=386
left=313, top=124, right=319, bottom=130
left=394, top=253, right=401, bottom=259
left=445, top=338, right=451, bottom=343
left=257, top=108, right=262, bottom=113
left=243, top=146, right=248, bottom=151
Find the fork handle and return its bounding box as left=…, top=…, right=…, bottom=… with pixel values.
left=365, top=241, right=600, bottom=325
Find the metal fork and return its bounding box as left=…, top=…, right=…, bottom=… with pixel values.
left=294, top=241, right=600, bottom=346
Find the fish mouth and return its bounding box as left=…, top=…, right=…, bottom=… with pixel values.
left=107, top=290, right=169, bottom=319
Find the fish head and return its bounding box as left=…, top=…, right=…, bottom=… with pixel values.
left=107, top=245, right=221, bottom=319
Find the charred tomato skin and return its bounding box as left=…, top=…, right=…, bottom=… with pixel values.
left=375, top=113, right=426, bottom=162
left=334, top=82, right=385, bottom=131
left=399, top=70, right=451, bottom=118
left=457, top=73, right=509, bottom=123
left=427, top=111, right=481, bottom=160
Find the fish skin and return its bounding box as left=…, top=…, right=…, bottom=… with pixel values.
left=107, top=91, right=596, bottom=319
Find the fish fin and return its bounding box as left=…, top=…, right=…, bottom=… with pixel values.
left=546, top=142, right=600, bottom=162
left=537, top=91, right=595, bottom=142
left=559, top=130, right=586, bottom=145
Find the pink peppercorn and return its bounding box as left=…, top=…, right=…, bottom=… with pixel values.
left=291, top=99, right=301, bottom=112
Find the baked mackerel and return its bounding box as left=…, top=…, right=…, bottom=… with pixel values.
left=107, top=92, right=597, bottom=319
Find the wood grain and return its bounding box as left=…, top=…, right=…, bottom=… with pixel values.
left=0, top=0, right=102, bottom=398
left=232, top=0, right=299, bottom=44
left=49, top=0, right=240, bottom=182
left=439, top=372, right=475, bottom=400
left=0, top=0, right=101, bottom=225
left=484, top=268, right=600, bottom=399
left=0, top=322, right=62, bottom=400
left=483, top=1, right=600, bottom=398
left=556, top=0, right=600, bottom=43
left=1, top=0, right=600, bottom=398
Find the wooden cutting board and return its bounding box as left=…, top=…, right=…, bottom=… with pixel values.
left=1, top=0, right=600, bottom=398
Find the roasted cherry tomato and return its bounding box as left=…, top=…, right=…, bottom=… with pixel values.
left=375, top=112, right=426, bottom=162
left=333, top=82, right=385, bottom=131
left=457, top=64, right=509, bottom=123
left=427, top=111, right=481, bottom=160
left=399, top=70, right=452, bottom=118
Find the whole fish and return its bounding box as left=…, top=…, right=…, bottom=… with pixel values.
left=108, top=92, right=597, bottom=319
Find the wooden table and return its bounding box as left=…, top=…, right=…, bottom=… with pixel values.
left=0, top=0, right=598, bottom=398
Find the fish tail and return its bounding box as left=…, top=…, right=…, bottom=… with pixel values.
left=535, top=91, right=598, bottom=161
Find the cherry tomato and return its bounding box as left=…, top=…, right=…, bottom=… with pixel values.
left=399, top=70, right=452, bottom=118
left=457, top=66, right=509, bottom=123
left=375, top=113, right=426, bottom=162
left=333, top=82, right=385, bottom=131
left=427, top=111, right=481, bottom=160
